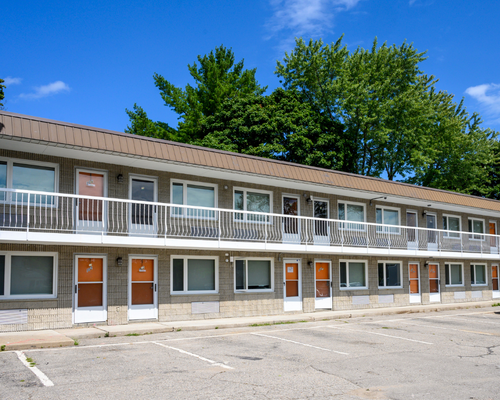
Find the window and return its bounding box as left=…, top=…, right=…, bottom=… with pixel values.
left=378, top=261, right=402, bottom=288
left=234, top=187, right=272, bottom=222
left=376, top=206, right=400, bottom=234
left=340, top=261, right=368, bottom=289
left=443, top=215, right=461, bottom=238
left=445, top=263, right=463, bottom=286
left=171, top=256, right=218, bottom=294
left=0, top=253, right=57, bottom=299
left=314, top=199, right=329, bottom=237
left=468, top=218, right=485, bottom=240
left=235, top=258, right=273, bottom=292
left=0, top=158, right=58, bottom=204
left=470, top=264, right=487, bottom=286
left=171, top=180, right=217, bottom=218
left=338, top=201, right=365, bottom=230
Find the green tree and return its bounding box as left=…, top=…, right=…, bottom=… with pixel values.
left=276, top=37, right=439, bottom=179
left=153, top=45, right=266, bottom=140
left=124, top=104, right=186, bottom=142
left=197, top=88, right=344, bottom=168
left=0, top=78, right=5, bottom=109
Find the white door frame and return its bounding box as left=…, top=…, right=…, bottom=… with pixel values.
left=128, top=255, right=158, bottom=320
left=408, top=261, right=421, bottom=304
left=489, top=221, right=498, bottom=254
left=426, top=213, right=438, bottom=251
left=128, top=174, right=158, bottom=236
left=314, top=259, right=332, bottom=309
left=428, top=262, right=441, bottom=303
left=75, top=168, right=108, bottom=233
left=406, top=210, right=418, bottom=250
left=283, top=258, right=302, bottom=312
left=73, top=254, right=107, bottom=324
left=313, top=198, right=330, bottom=246
left=492, top=264, right=500, bottom=299
left=282, top=194, right=301, bottom=244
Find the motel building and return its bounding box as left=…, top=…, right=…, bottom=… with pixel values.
left=0, top=110, right=499, bottom=332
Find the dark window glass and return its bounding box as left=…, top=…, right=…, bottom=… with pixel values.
left=172, top=259, right=184, bottom=291
left=0, top=255, right=5, bottom=296
left=378, top=263, right=384, bottom=287
left=340, top=262, right=347, bottom=287
left=235, top=260, right=245, bottom=290
left=10, top=256, right=53, bottom=295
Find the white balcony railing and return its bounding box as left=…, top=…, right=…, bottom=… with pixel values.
left=0, top=188, right=499, bottom=255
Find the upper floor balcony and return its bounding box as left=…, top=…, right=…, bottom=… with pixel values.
left=0, top=189, right=499, bottom=259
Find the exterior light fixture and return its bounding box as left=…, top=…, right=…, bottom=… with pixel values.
left=307, top=261, right=313, bottom=268
left=369, top=196, right=387, bottom=206
left=116, top=257, right=123, bottom=266
left=306, top=196, right=313, bottom=205
left=116, top=174, right=124, bottom=183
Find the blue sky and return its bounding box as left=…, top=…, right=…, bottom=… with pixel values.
left=2, top=0, right=500, bottom=133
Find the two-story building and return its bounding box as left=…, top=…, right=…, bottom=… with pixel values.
left=0, top=111, right=499, bottom=332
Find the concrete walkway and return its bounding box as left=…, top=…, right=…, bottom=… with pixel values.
left=1, top=300, right=498, bottom=351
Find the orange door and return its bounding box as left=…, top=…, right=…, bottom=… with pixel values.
left=78, top=172, right=104, bottom=222
left=77, top=258, right=103, bottom=307
left=429, top=263, right=439, bottom=294
left=492, top=265, right=499, bottom=291
left=409, top=263, right=419, bottom=294
left=490, top=223, right=497, bottom=248
left=315, top=262, right=330, bottom=298
left=285, top=262, right=299, bottom=297
left=131, top=259, right=155, bottom=305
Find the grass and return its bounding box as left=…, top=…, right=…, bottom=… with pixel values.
left=1, top=345, right=5, bottom=352
left=125, top=333, right=140, bottom=337
left=25, top=357, right=36, bottom=367
left=176, top=328, right=182, bottom=332
left=74, top=340, right=79, bottom=346
left=492, top=303, right=500, bottom=307
left=104, top=332, right=109, bottom=338
left=250, top=320, right=307, bottom=327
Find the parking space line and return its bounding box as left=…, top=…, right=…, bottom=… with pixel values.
left=326, top=326, right=433, bottom=345
left=335, top=318, right=500, bottom=338
left=251, top=332, right=349, bottom=355
left=152, top=341, right=234, bottom=369
left=445, top=316, right=500, bottom=325
left=15, top=351, right=54, bottom=387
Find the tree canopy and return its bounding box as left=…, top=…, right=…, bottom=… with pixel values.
left=125, top=38, right=499, bottom=199
left=0, top=78, right=5, bottom=109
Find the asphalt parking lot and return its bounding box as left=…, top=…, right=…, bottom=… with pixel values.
left=1, top=307, right=499, bottom=400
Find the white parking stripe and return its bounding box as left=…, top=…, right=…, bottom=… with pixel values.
left=445, top=316, right=500, bottom=325
left=15, top=351, right=54, bottom=387
left=152, top=341, right=234, bottom=369
left=379, top=319, right=500, bottom=337
left=326, top=326, right=433, bottom=345
left=252, top=333, right=349, bottom=355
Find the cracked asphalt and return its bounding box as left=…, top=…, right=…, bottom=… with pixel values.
left=1, top=306, right=499, bottom=400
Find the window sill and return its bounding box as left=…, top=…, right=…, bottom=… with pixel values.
left=340, top=287, right=368, bottom=291
left=445, top=284, right=464, bottom=288
left=170, top=291, right=219, bottom=296
left=471, top=284, right=487, bottom=287
left=378, top=286, right=403, bottom=290
left=234, top=289, right=274, bottom=294
left=0, top=295, right=57, bottom=301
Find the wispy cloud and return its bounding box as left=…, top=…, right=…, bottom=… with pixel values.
left=465, top=83, right=500, bottom=124
left=266, top=0, right=361, bottom=51
left=3, top=76, right=22, bottom=86
left=19, top=81, right=70, bottom=100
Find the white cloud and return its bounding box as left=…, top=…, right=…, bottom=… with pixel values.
left=465, top=83, right=500, bottom=118
left=19, top=81, right=70, bottom=100
left=3, top=76, right=22, bottom=86
left=266, top=0, right=361, bottom=46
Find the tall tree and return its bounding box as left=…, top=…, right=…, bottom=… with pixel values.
left=197, top=88, right=345, bottom=168
left=0, top=78, right=5, bottom=109
left=153, top=45, right=266, bottom=140
left=276, top=37, right=439, bottom=179
left=124, top=104, right=186, bottom=142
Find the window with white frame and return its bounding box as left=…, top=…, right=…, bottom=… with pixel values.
left=340, top=261, right=367, bottom=289
left=468, top=218, right=485, bottom=240
left=338, top=201, right=365, bottom=230
left=443, top=215, right=461, bottom=238
left=378, top=261, right=402, bottom=288
left=0, top=253, right=57, bottom=299
left=445, top=263, right=463, bottom=286
left=235, top=258, right=273, bottom=292
left=171, top=256, right=218, bottom=294
left=234, top=188, right=272, bottom=222
left=0, top=158, right=58, bottom=204
left=171, top=181, right=217, bottom=218
left=376, top=206, right=400, bottom=234
left=470, top=263, right=487, bottom=286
